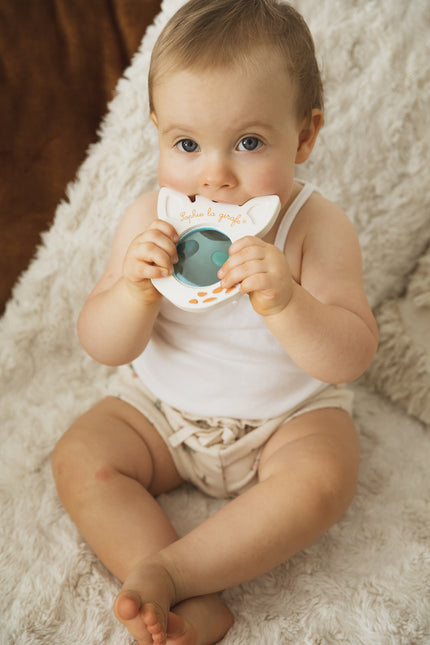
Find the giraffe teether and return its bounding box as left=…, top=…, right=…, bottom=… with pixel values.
left=152, top=188, right=281, bottom=312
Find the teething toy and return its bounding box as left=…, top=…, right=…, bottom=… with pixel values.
left=152, top=188, right=281, bottom=312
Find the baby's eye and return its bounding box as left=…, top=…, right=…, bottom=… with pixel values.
left=237, top=137, right=263, bottom=152
left=177, top=139, right=200, bottom=153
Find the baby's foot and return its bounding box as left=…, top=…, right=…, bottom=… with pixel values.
left=113, top=559, right=176, bottom=644
left=113, top=558, right=234, bottom=645
left=169, top=595, right=234, bottom=645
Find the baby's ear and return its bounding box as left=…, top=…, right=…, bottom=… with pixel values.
left=295, top=109, right=323, bottom=164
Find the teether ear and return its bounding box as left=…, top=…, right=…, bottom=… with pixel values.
left=157, top=188, right=191, bottom=227
left=242, top=195, right=281, bottom=237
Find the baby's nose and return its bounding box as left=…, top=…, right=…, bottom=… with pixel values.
left=200, top=154, right=237, bottom=191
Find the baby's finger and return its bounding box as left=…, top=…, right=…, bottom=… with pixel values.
left=238, top=272, right=270, bottom=295
left=218, top=241, right=265, bottom=285
left=124, top=241, right=175, bottom=285
left=130, top=259, right=172, bottom=281
left=133, top=229, right=178, bottom=264
left=229, top=235, right=265, bottom=253
left=220, top=259, right=268, bottom=290
left=226, top=237, right=265, bottom=268
left=148, top=218, right=180, bottom=244
left=138, top=241, right=176, bottom=272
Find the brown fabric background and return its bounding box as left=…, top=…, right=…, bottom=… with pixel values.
left=0, top=0, right=161, bottom=315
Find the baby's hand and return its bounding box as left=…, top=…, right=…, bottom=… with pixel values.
left=122, top=220, right=179, bottom=302
left=218, top=236, right=293, bottom=317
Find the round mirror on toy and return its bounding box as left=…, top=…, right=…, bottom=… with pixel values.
left=152, top=188, right=281, bottom=312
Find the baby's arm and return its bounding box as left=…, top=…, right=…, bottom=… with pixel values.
left=220, top=194, right=378, bottom=383
left=77, top=191, right=179, bottom=366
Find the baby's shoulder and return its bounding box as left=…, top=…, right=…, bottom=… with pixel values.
left=104, top=190, right=158, bottom=261
left=285, top=188, right=357, bottom=271
left=295, top=189, right=354, bottom=240
left=303, top=189, right=347, bottom=222
left=121, top=190, right=159, bottom=227
left=113, top=190, right=159, bottom=242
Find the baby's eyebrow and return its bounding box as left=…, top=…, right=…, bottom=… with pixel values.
left=160, top=120, right=277, bottom=137
left=160, top=123, right=197, bottom=136
left=235, top=121, right=276, bottom=133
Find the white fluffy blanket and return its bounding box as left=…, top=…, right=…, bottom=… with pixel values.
left=1, top=1, right=430, bottom=643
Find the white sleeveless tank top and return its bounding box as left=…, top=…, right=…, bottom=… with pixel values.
left=133, top=182, right=326, bottom=418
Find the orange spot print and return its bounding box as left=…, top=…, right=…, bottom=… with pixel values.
left=189, top=299, right=199, bottom=304
left=203, top=298, right=217, bottom=303
left=197, top=292, right=208, bottom=297
left=212, top=286, right=223, bottom=294
left=225, top=287, right=236, bottom=293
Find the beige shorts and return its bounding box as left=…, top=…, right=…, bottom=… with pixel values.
left=107, top=365, right=354, bottom=499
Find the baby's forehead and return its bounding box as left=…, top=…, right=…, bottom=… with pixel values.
left=150, top=49, right=296, bottom=108
left=154, top=42, right=288, bottom=81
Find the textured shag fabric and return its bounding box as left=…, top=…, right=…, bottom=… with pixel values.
left=1, top=1, right=429, bottom=643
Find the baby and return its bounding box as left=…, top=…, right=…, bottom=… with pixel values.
left=51, top=0, right=378, bottom=643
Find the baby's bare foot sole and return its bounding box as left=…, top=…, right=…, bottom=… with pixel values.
left=113, top=560, right=176, bottom=644
left=114, top=595, right=167, bottom=643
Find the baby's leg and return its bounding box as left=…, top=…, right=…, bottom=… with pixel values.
left=51, top=396, right=233, bottom=645
left=117, top=407, right=359, bottom=638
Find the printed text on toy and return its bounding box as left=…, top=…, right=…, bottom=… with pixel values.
left=179, top=207, right=246, bottom=228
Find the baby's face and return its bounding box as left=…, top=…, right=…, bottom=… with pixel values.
left=152, top=55, right=304, bottom=213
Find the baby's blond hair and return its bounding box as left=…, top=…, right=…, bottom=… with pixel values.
left=148, top=0, right=323, bottom=123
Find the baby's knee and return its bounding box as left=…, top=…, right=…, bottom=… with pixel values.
left=317, top=461, right=358, bottom=522
left=51, top=420, right=97, bottom=500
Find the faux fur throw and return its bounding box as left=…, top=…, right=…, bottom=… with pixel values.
left=364, top=244, right=430, bottom=425
left=1, top=1, right=430, bottom=643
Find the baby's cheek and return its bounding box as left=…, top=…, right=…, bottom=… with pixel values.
left=158, top=159, right=192, bottom=196
left=248, top=168, right=294, bottom=209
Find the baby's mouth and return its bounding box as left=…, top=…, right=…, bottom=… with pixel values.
left=189, top=193, right=246, bottom=207
left=189, top=194, right=221, bottom=204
